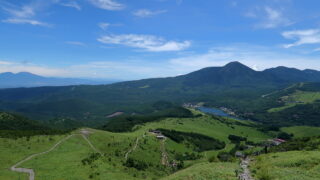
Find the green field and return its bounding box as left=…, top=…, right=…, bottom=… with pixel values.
left=281, top=126, right=320, bottom=138
left=251, top=151, right=320, bottom=180
left=269, top=91, right=320, bottom=112
left=0, top=114, right=271, bottom=180
left=0, top=134, right=68, bottom=180
left=163, top=162, right=239, bottom=180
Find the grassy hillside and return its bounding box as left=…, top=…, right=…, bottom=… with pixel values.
left=268, top=90, right=320, bottom=112
left=0, top=134, right=68, bottom=180
left=163, top=162, right=238, bottom=180
left=281, top=126, right=320, bottom=138
left=0, top=114, right=271, bottom=179
left=248, top=83, right=320, bottom=127
left=251, top=151, right=320, bottom=180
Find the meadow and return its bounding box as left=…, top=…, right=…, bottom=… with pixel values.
left=251, top=151, right=320, bottom=180
left=281, top=126, right=320, bottom=137
left=0, top=114, right=271, bottom=179
left=268, top=90, right=320, bottom=112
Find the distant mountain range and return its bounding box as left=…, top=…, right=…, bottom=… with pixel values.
left=0, top=72, right=118, bottom=88
left=1, top=61, right=320, bottom=127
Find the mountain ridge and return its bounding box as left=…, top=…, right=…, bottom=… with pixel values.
left=0, top=72, right=118, bottom=88
left=1, top=62, right=320, bottom=127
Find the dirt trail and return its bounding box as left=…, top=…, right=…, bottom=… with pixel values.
left=10, top=129, right=100, bottom=180
left=238, top=157, right=254, bottom=180
left=80, top=129, right=101, bottom=154
left=125, top=137, right=140, bottom=160
left=160, top=139, right=169, bottom=166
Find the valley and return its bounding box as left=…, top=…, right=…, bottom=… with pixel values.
left=3, top=1, right=320, bottom=179
left=1, top=111, right=269, bottom=180
left=1, top=63, right=320, bottom=180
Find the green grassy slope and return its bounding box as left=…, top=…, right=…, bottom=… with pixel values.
left=0, top=134, right=68, bottom=180
left=1, top=114, right=270, bottom=180
left=268, top=91, right=320, bottom=112
left=251, top=151, right=320, bottom=180
left=162, top=162, right=238, bottom=180
left=281, top=126, right=320, bottom=138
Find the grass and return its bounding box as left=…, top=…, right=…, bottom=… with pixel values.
left=140, top=115, right=270, bottom=143
left=162, top=162, right=238, bottom=180
left=1, top=114, right=270, bottom=179
left=251, top=151, right=320, bottom=180
left=281, top=126, right=320, bottom=138
left=0, top=134, right=68, bottom=180
left=269, top=91, right=320, bottom=112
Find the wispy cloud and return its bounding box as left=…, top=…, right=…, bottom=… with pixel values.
left=2, top=5, right=35, bottom=18
left=97, top=34, right=191, bottom=52
left=98, top=22, right=110, bottom=30
left=246, top=6, right=293, bottom=29
left=2, top=18, right=50, bottom=26
left=282, top=29, right=320, bottom=48
left=87, top=0, right=125, bottom=10
left=65, top=41, right=87, bottom=46
left=60, top=1, right=81, bottom=10
left=3, top=44, right=320, bottom=80
left=133, top=9, right=167, bottom=18
left=1, top=1, right=52, bottom=27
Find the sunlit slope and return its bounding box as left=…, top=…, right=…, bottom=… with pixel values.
left=281, top=126, right=320, bottom=138
left=2, top=115, right=270, bottom=180
left=0, top=134, right=68, bottom=180
left=251, top=151, right=320, bottom=180
left=162, top=162, right=238, bottom=180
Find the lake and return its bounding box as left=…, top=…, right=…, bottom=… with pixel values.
left=197, top=107, right=241, bottom=120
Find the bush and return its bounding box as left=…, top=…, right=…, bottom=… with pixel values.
left=208, top=155, right=219, bottom=163
left=158, top=129, right=226, bottom=152
left=228, top=135, right=247, bottom=143
left=217, top=152, right=234, bottom=162
left=277, top=132, right=292, bottom=140
left=124, top=158, right=148, bottom=170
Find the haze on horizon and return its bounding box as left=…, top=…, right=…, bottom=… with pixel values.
left=1, top=0, right=320, bottom=80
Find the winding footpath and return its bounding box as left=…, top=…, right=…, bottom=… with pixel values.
left=10, top=129, right=100, bottom=180
left=125, top=137, right=140, bottom=160
left=238, top=157, right=254, bottom=180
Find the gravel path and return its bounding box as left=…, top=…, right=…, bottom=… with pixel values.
left=238, top=157, right=254, bottom=180
left=10, top=129, right=100, bottom=180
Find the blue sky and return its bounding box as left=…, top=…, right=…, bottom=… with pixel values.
left=1, top=0, right=320, bottom=80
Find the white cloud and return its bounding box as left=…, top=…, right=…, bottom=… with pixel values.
left=65, top=41, right=86, bottom=46
left=61, top=1, right=81, bottom=10
left=3, top=44, right=320, bottom=80
left=88, top=0, right=124, bottom=10
left=2, top=18, right=51, bottom=27
left=98, top=22, right=110, bottom=30
left=167, top=45, right=320, bottom=75
left=282, top=29, right=320, bottom=48
left=246, top=6, right=293, bottom=29
left=0, top=60, right=13, bottom=65
left=133, top=9, right=167, bottom=18
left=1, top=1, right=51, bottom=27
left=0, top=61, right=67, bottom=77
left=2, top=5, right=35, bottom=18
left=97, top=34, right=191, bottom=52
